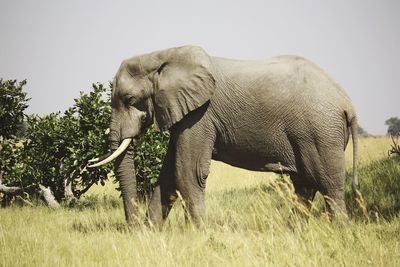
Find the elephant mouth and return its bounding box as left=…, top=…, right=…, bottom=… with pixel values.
left=87, top=138, right=132, bottom=168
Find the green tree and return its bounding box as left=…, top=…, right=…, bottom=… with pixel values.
left=385, top=117, right=400, bottom=136
left=358, top=125, right=369, bottom=137
left=0, top=79, right=30, bottom=138
left=0, top=83, right=113, bottom=205
left=1, top=81, right=169, bottom=205
left=0, top=79, right=30, bottom=205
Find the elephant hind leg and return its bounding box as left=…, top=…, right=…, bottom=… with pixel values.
left=317, top=153, right=347, bottom=217
left=306, top=148, right=348, bottom=217
left=320, top=175, right=347, bottom=218
left=290, top=174, right=317, bottom=210
left=291, top=140, right=347, bottom=217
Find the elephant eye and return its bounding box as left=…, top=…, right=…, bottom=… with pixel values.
left=125, top=96, right=137, bottom=106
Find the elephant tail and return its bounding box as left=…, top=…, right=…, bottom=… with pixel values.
left=349, top=115, right=359, bottom=194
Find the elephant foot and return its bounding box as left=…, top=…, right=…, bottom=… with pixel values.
left=147, top=185, right=178, bottom=230
left=323, top=194, right=348, bottom=219
left=123, top=198, right=140, bottom=227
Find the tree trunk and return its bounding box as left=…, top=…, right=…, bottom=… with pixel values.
left=0, top=184, right=23, bottom=194
left=64, top=178, right=78, bottom=206
left=0, top=171, right=60, bottom=208
left=0, top=172, right=23, bottom=195
left=0, top=171, right=28, bottom=207
left=39, top=185, right=60, bottom=209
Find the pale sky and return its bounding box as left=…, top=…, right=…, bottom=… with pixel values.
left=0, top=0, right=399, bottom=135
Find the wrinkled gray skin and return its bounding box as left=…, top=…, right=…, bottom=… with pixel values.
left=107, top=45, right=358, bottom=227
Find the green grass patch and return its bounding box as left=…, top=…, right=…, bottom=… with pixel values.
left=346, top=156, right=400, bottom=220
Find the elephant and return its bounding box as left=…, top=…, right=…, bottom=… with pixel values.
left=88, top=45, right=358, bottom=227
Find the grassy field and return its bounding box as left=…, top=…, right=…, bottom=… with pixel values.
left=1, top=137, right=399, bottom=266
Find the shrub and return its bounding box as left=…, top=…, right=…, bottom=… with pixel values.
left=385, top=117, right=400, bottom=136
left=358, top=125, right=369, bottom=137
left=134, top=127, right=169, bottom=198
left=0, top=83, right=113, bottom=204
left=1, top=81, right=168, bottom=205
left=346, top=156, right=400, bottom=220
left=0, top=79, right=30, bottom=138
left=389, top=134, right=400, bottom=156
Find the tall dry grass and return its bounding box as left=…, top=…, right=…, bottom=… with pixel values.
left=1, top=136, right=399, bottom=266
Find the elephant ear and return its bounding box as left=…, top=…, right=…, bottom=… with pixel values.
left=152, top=46, right=215, bottom=131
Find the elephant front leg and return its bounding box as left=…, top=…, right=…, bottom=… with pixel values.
left=148, top=139, right=178, bottom=228
left=177, top=182, right=207, bottom=228
left=149, top=117, right=215, bottom=228
left=173, top=132, right=214, bottom=228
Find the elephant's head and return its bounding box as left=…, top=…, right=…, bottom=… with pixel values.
left=88, top=46, right=215, bottom=223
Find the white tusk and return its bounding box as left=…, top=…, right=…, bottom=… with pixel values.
left=88, top=157, right=100, bottom=163
left=87, top=138, right=132, bottom=168
left=88, top=151, right=112, bottom=164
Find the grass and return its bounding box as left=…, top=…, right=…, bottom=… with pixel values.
left=345, top=136, right=393, bottom=166
left=1, top=137, right=400, bottom=266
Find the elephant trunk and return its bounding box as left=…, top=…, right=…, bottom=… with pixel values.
left=113, top=141, right=138, bottom=225
left=109, top=123, right=138, bottom=225
left=87, top=99, right=145, bottom=225
left=87, top=120, right=139, bottom=225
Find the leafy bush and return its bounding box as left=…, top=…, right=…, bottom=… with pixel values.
left=358, top=125, right=369, bottom=137
left=1, top=80, right=168, bottom=205
left=0, top=137, right=28, bottom=188
left=1, top=83, right=113, bottom=203
left=385, top=117, right=400, bottom=136
left=389, top=134, right=400, bottom=156
left=0, top=79, right=30, bottom=138
left=134, top=127, right=169, bottom=198
left=346, top=156, right=400, bottom=220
